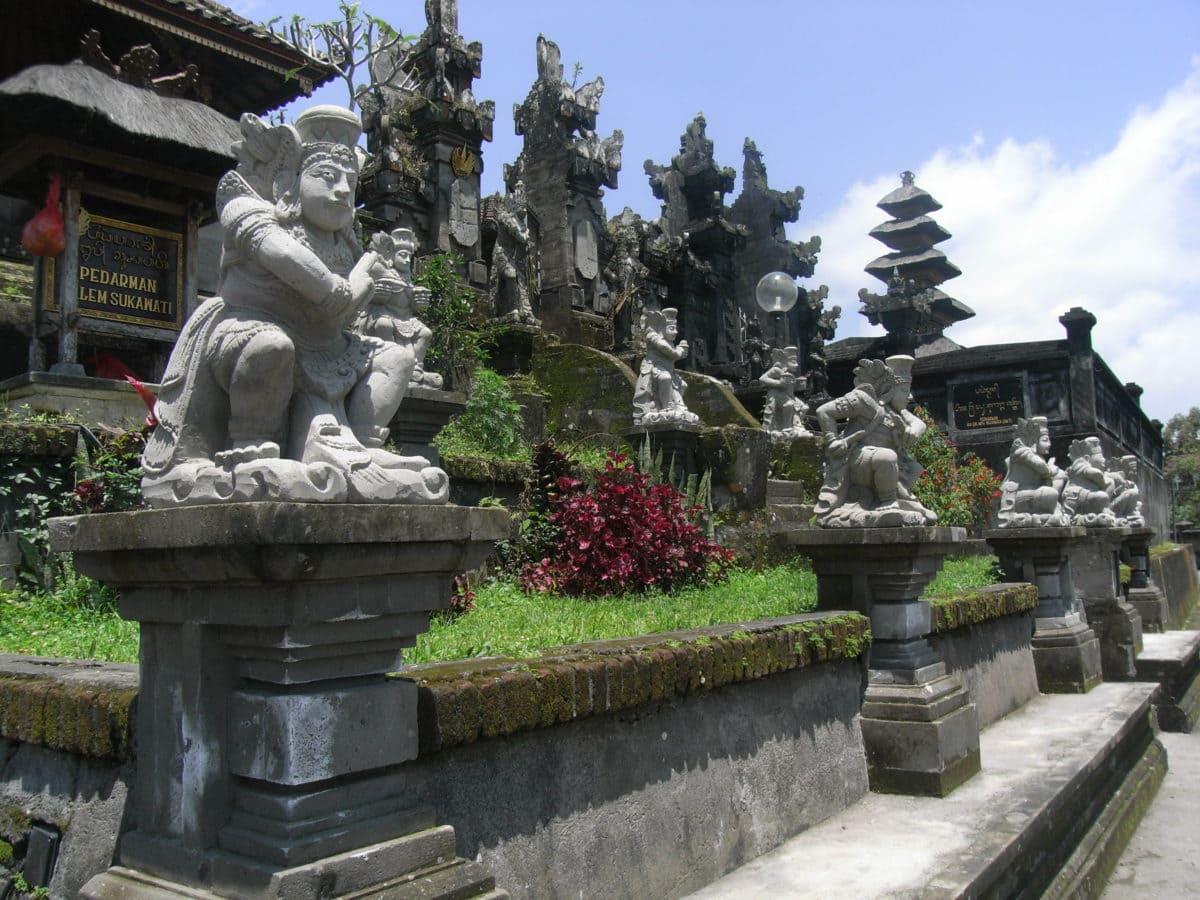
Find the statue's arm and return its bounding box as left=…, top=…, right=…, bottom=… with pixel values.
left=899, top=408, right=927, bottom=447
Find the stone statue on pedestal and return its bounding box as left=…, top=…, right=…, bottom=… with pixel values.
left=1062, top=436, right=1117, bottom=526
left=354, top=227, right=443, bottom=390
left=998, top=416, right=1067, bottom=526
left=760, top=346, right=811, bottom=441
left=633, top=307, right=699, bottom=426
left=813, top=355, right=936, bottom=527
left=489, top=180, right=540, bottom=326
left=141, top=106, right=448, bottom=506
left=1107, top=454, right=1144, bottom=526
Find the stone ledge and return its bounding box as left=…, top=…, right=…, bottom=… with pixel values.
left=403, top=612, right=871, bottom=755
left=930, top=583, right=1038, bottom=633
left=0, top=656, right=138, bottom=760
left=441, top=455, right=532, bottom=485
left=0, top=422, right=79, bottom=458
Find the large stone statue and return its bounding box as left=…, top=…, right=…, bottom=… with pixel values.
left=489, top=180, right=539, bottom=325
left=997, top=416, right=1067, bottom=526
left=632, top=307, right=699, bottom=426
left=760, top=346, right=811, bottom=441
left=813, top=355, right=936, bottom=527
left=1107, top=454, right=1145, bottom=526
left=355, top=227, right=443, bottom=390
left=142, top=106, right=449, bottom=506
left=1062, top=436, right=1117, bottom=526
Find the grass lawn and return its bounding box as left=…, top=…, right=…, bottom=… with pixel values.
left=0, top=556, right=997, bottom=666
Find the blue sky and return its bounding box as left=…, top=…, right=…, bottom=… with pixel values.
left=235, top=0, right=1200, bottom=423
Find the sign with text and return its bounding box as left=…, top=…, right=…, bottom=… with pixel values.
left=952, top=378, right=1025, bottom=430
left=48, top=214, right=183, bottom=331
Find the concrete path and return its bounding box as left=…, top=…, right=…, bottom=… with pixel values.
left=685, top=683, right=1157, bottom=899
left=1100, top=726, right=1200, bottom=899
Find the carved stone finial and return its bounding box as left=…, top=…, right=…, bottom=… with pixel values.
left=901, top=170, right=916, bottom=186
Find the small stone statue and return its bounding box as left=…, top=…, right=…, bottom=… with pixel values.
left=1107, top=454, right=1144, bottom=526
left=997, top=417, right=1068, bottom=526
left=632, top=307, right=699, bottom=426
left=355, top=227, right=443, bottom=390
left=1062, top=436, right=1117, bottom=527
left=760, top=347, right=811, bottom=441
left=813, top=355, right=936, bottom=528
left=141, top=106, right=448, bottom=506
left=489, top=180, right=539, bottom=326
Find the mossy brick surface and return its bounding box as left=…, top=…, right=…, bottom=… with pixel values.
left=405, top=611, right=871, bottom=754
left=930, top=583, right=1038, bottom=633
left=0, top=658, right=137, bottom=761
left=531, top=341, right=637, bottom=436
left=677, top=372, right=760, bottom=428
left=441, top=455, right=531, bottom=485
left=0, top=423, right=78, bottom=458
left=768, top=437, right=824, bottom=496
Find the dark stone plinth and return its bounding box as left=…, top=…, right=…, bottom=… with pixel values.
left=1134, top=631, right=1200, bottom=733
left=488, top=324, right=540, bottom=375
left=786, top=526, right=980, bottom=796
left=1123, top=526, right=1169, bottom=632
left=388, top=385, right=466, bottom=467
left=1071, top=527, right=1143, bottom=681
left=49, top=503, right=509, bottom=899
left=985, top=526, right=1104, bottom=693
left=623, top=421, right=703, bottom=483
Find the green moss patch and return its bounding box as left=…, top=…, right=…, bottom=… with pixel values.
left=406, top=611, right=870, bottom=755
left=531, top=341, right=637, bottom=436
left=930, top=584, right=1038, bottom=633
left=679, top=372, right=759, bottom=428
left=0, top=423, right=78, bottom=458
left=0, top=675, right=136, bottom=761
left=441, top=455, right=531, bottom=485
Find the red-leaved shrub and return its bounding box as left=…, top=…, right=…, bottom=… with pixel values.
left=520, top=452, right=733, bottom=596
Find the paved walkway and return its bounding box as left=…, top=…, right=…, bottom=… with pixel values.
left=1100, top=727, right=1200, bottom=898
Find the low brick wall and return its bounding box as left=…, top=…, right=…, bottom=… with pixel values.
left=1150, top=544, right=1199, bottom=629
left=931, top=584, right=1040, bottom=728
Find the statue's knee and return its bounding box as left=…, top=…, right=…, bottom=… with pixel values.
left=246, top=330, right=294, bottom=369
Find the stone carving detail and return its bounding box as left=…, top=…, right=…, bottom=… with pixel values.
left=998, top=416, right=1067, bottom=526
left=633, top=308, right=699, bottom=426
left=1062, top=436, right=1117, bottom=526
left=449, top=176, right=480, bottom=247
left=355, top=227, right=443, bottom=390
left=760, top=347, right=811, bottom=441
left=1107, top=454, right=1144, bottom=526
left=141, top=106, right=448, bottom=506
left=489, top=180, right=539, bottom=325
left=813, top=355, right=937, bottom=528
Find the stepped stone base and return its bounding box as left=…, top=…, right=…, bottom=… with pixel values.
left=1033, top=614, right=1104, bottom=693
left=1085, top=598, right=1144, bottom=681
left=1126, top=585, right=1169, bottom=634
left=81, top=827, right=507, bottom=899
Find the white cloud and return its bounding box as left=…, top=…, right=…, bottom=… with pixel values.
left=801, top=61, right=1200, bottom=424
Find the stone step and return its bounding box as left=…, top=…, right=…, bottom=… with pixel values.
left=766, top=479, right=806, bottom=501
left=767, top=503, right=814, bottom=526
left=361, top=857, right=504, bottom=900
left=685, top=683, right=1163, bottom=899
left=1134, top=629, right=1200, bottom=732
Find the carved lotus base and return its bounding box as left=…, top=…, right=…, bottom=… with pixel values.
left=1071, top=511, right=1118, bottom=527
left=816, top=500, right=937, bottom=529
left=143, top=459, right=448, bottom=507
left=998, top=511, right=1069, bottom=527
left=635, top=409, right=702, bottom=427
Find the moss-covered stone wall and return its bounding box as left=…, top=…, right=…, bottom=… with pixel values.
left=531, top=340, right=637, bottom=436
left=0, top=672, right=137, bottom=761
left=929, top=583, right=1038, bottom=633
left=404, top=611, right=871, bottom=755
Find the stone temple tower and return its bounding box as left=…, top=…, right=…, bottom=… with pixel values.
left=858, top=171, right=974, bottom=355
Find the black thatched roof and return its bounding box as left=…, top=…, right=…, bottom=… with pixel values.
left=0, top=62, right=239, bottom=172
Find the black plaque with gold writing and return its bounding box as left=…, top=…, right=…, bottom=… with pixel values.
left=48, top=214, right=183, bottom=331
left=952, top=377, right=1025, bottom=430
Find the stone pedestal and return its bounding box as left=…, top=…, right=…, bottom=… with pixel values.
left=48, top=503, right=509, bottom=900
left=624, top=421, right=703, bottom=484
left=985, top=526, right=1103, bottom=694
left=787, top=527, right=979, bottom=796
left=388, top=385, right=467, bottom=467
left=1071, top=527, right=1143, bottom=681
left=1123, top=526, right=1169, bottom=633
left=488, top=323, right=539, bottom=375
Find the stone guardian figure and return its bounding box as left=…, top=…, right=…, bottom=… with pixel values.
left=813, top=355, right=936, bottom=527
left=1107, top=454, right=1145, bottom=526
left=632, top=307, right=700, bottom=426
left=489, top=180, right=539, bottom=325
left=997, top=416, right=1067, bottom=526
left=141, top=106, right=448, bottom=506
left=1062, top=436, right=1117, bottom=527
left=759, top=346, right=811, bottom=441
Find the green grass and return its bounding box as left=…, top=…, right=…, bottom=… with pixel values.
left=0, top=556, right=998, bottom=666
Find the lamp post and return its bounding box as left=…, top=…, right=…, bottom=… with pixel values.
left=755, top=271, right=799, bottom=349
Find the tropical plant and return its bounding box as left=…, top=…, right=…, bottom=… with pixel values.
left=414, top=253, right=497, bottom=388
left=433, top=367, right=526, bottom=460
left=909, top=406, right=1001, bottom=529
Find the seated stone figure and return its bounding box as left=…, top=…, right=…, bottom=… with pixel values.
left=142, top=106, right=448, bottom=506
left=759, top=346, right=811, bottom=441
left=813, top=355, right=936, bottom=528
left=632, top=307, right=699, bottom=426
left=998, top=416, right=1067, bottom=526
left=1061, top=436, right=1117, bottom=526
left=1107, top=454, right=1145, bottom=526
left=355, top=227, right=443, bottom=390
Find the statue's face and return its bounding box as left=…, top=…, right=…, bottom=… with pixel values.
left=888, top=383, right=911, bottom=411
left=665, top=321, right=678, bottom=341
left=299, top=161, right=357, bottom=232
left=1037, top=430, right=1051, bottom=456
left=393, top=244, right=413, bottom=273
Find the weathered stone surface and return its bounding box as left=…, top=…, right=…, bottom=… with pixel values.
left=696, top=425, right=768, bottom=512
left=1150, top=543, right=1200, bottom=630
left=1133, top=630, right=1200, bottom=733
left=531, top=339, right=636, bottom=435
left=933, top=604, right=1039, bottom=728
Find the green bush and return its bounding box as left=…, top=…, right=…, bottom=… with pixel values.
left=415, top=253, right=497, bottom=388
left=434, top=367, right=527, bottom=460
